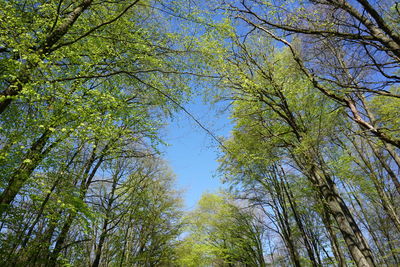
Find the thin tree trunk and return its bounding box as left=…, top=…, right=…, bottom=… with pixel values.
left=349, top=137, right=400, bottom=232
left=48, top=150, right=104, bottom=266
left=280, top=168, right=320, bottom=267
left=320, top=204, right=348, bottom=267
left=21, top=145, right=83, bottom=248
left=348, top=188, right=391, bottom=266
left=92, top=172, right=118, bottom=267
left=272, top=194, right=301, bottom=267
left=359, top=95, right=400, bottom=195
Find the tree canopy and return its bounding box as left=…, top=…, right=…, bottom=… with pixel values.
left=1, top=0, right=399, bottom=266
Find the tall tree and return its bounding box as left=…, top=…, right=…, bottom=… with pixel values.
left=177, top=193, right=266, bottom=267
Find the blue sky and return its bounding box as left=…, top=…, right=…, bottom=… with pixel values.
left=161, top=95, right=232, bottom=210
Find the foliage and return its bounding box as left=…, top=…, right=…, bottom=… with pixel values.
left=176, top=193, right=266, bottom=267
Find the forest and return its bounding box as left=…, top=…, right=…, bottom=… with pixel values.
left=0, top=0, right=399, bottom=266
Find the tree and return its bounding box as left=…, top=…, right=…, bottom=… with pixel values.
left=0, top=0, right=195, bottom=211
left=213, top=30, right=380, bottom=265
left=177, top=193, right=266, bottom=267
left=0, top=1, right=198, bottom=265
left=225, top=0, right=400, bottom=149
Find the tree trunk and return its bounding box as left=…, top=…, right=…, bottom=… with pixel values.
left=91, top=220, right=108, bottom=267
left=92, top=172, right=118, bottom=267
left=349, top=137, right=400, bottom=232
left=0, top=0, right=93, bottom=114
left=47, top=149, right=104, bottom=266
left=272, top=193, right=301, bottom=267
left=320, top=204, right=348, bottom=267
left=0, top=130, right=56, bottom=214
left=280, top=169, right=319, bottom=267
left=310, top=165, right=375, bottom=267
